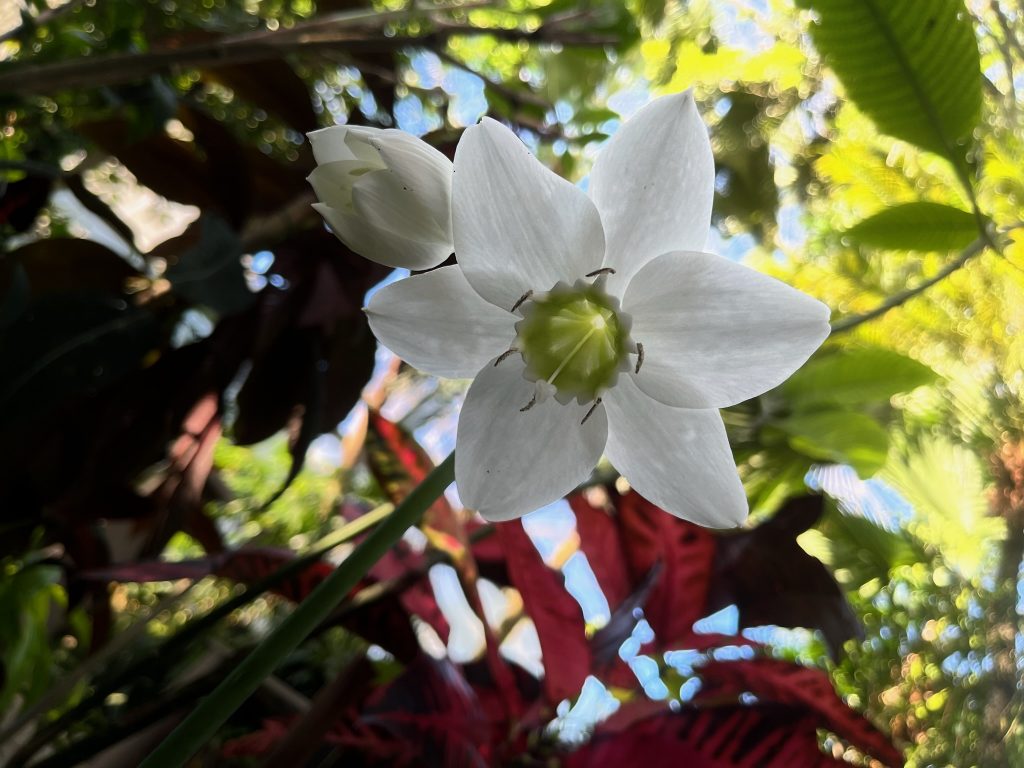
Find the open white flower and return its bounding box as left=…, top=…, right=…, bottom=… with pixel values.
left=365, top=92, right=830, bottom=526
left=307, top=125, right=454, bottom=269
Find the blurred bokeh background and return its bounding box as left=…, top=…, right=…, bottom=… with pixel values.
left=1, top=0, right=1023, bottom=765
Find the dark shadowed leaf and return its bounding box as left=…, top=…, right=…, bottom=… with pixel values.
left=164, top=214, right=254, bottom=316
left=11, top=237, right=140, bottom=297
left=0, top=260, right=29, bottom=328
left=0, top=294, right=167, bottom=429
left=710, top=496, right=862, bottom=659
left=0, top=175, right=52, bottom=232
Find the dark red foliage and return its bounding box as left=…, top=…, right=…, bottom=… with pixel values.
left=365, top=410, right=462, bottom=541
left=570, top=656, right=902, bottom=768
left=696, top=658, right=903, bottom=766
left=568, top=704, right=847, bottom=768
left=223, top=654, right=491, bottom=767
left=496, top=518, right=594, bottom=704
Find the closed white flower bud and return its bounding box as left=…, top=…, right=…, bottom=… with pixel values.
left=306, top=126, right=454, bottom=270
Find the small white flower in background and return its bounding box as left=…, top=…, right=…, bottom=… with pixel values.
left=307, top=125, right=454, bottom=270
left=360, top=92, right=831, bottom=526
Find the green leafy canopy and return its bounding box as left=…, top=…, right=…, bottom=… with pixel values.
left=798, top=0, right=982, bottom=161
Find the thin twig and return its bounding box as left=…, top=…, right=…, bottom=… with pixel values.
left=434, top=48, right=550, bottom=110
left=240, top=191, right=317, bottom=251
left=0, top=12, right=615, bottom=96
left=830, top=236, right=988, bottom=334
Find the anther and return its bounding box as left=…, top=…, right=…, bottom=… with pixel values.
left=581, top=397, right=603, bottom=425
left=519, top=393, right=538, bottom=412
left=494, top=348, right=519, bottom=367
left=585, top=268, right=616, bottom=278
left=511, top=290, right=534, bottom=313
left=635, top=342, right=645, bottom=374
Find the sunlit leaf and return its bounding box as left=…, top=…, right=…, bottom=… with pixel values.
left=782, top=346, right=938, bottom=409
left=843, top=202, right=981, bottom=252
left=799, top=0, right=982, bottom=160
left=774, top=412, right=890, bottom=476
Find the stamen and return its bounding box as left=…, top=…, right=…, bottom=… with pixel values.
left=585, top=268, right=616, bottom=278
left=635, top=342, right=645, bottom=374
left=519, top=393, right=538, bottom=412
left=511, top=290, right=534, bottom=313
left=581, top=397, right=603, bottom=425
left=494, top=348, right=519, bottom=367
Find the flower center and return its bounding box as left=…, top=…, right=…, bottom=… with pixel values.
left=514, top=279, right=632, bottom=404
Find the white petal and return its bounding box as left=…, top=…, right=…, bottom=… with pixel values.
left=352, top=168, right=450, bottom=243
left=313, top=202, right=451, bottom=270
left=372, top=130, right=453, bottom=183
left=307, top=126, right=384, bottom=166
left=589, top=92, right=714, bottom=293
left=307, top=161, right=370, bottom=211
left=372, top=131, right=454, bottom=235
left=452, top=118, right=604, bottom=311
left=455, top=361, right=608, bottom=521
left=366, top=266, right=516, bottom=379
left=624, top=251, right=831, bottom=408
left=604, top=375, right=746, bottom=528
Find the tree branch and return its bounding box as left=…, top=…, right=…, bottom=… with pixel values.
left=830, top=236, right=988, bottom=334
left=0, top=11, right=615, bottom=97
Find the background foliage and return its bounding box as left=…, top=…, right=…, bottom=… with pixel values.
left=1, top=0, right=1023, bottom=765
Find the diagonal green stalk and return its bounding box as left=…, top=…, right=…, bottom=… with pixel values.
left=139, top=452, right=455, bottom=768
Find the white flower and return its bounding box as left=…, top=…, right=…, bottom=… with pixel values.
left=307, top=125, right=454, bottom=269
left=365, top=92, right=831, bottom=526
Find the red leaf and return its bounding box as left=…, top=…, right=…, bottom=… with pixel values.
left=615, top=491, right=716, bottom=644
left=361, top=654, right=491, bottom=766
left=696, top=658, right=903, bottom=766
left=568, top=704, right=845, bottom=768
left=365, top=410, right=460, bottom=537
left=496, top=520, right=591, bottom=704
left=569, top=493, right=630, bottom=607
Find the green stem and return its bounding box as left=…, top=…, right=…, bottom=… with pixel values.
left=138, top=452, right=455, bottom=768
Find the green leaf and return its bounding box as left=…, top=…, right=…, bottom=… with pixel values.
left=775, top=411, right=890, bottom=476
left=800, top=506, right=924, bottom=588
left=165, top=215, right=254, bottom=317
left=799, top=0, right=982, bottom=159
left=883, top=437, right=1004, bottom=580
left=782, top=346, right=938, bottom=409
left=138, top=454, right=456, bottom=768
left=843, top=202, right=981, bottom=252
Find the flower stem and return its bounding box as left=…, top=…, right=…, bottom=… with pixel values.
left=138, top=452, right=456, bottom=768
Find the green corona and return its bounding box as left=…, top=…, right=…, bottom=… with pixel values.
left=514, top=279, right=633, bottom=404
